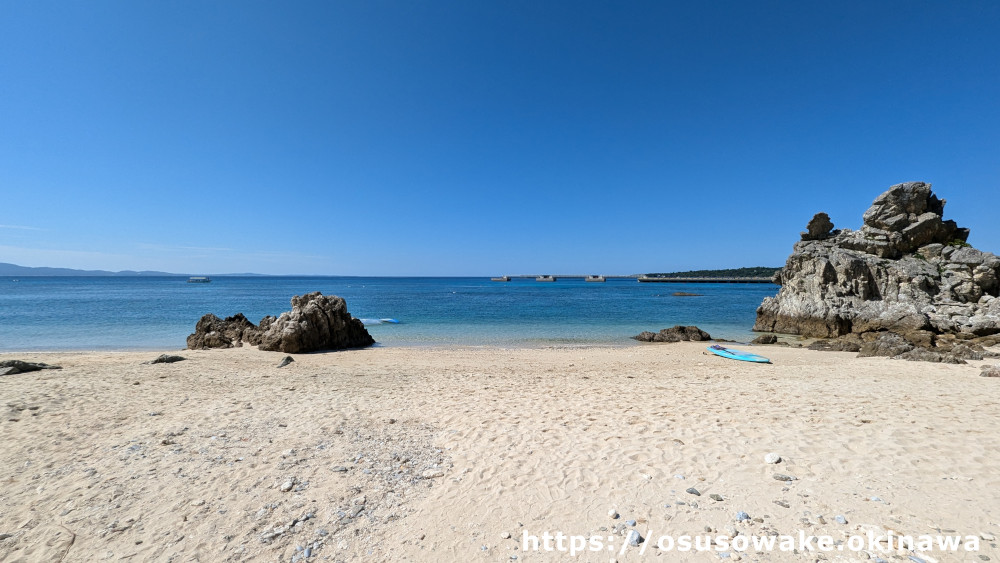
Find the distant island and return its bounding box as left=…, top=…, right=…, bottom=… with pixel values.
left=643, top=267, right=781, bottom=279
left=0, top=263, right=265, bottom=277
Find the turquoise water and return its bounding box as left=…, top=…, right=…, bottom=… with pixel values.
left=0, top=277, right=777, bottom=350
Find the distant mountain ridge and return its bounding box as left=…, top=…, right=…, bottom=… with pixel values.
left=0, top=262, right=184, bottom=276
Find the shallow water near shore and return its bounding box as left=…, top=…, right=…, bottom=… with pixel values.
left=0, top=276, right=778, bottom=350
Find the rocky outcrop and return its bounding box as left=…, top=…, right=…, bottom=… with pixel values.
left=634, top=325, right=712, bottom=343
left=257, top=292, right=374, bottom=353
left=186, top=313, right=262, bottom=349
left=187, top=292, right=374, bottom=353
left=755, top=182, right=1000, bottom=362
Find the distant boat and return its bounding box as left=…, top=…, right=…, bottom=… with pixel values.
left=187, top=276, right=211, bottom=283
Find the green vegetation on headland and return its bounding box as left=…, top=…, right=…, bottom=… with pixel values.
left=644, top=267, right=781, bottom=279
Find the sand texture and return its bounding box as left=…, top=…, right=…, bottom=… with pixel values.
left=2, top=344, right=999, bottom=562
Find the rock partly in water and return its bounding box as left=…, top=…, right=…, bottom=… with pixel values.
left=756, top=182, right=1000, bottom=363
left=187, top=293, right=374, bottom=353
left=633, top=325, right=712, bottom=343
left=257, top=292, right=375, bottom=353
left=0, top=360, right=62, bottom=376
left=186, top=313, right=261, bottom=350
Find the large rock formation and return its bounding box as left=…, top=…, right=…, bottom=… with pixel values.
left=755, top=182, right=1000, bottom=362
left=257, top=292, right=374, bottom=353
left=187, top=292, right=374, bottom=353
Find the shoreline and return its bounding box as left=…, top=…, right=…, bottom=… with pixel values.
left=2, top=344, right=998, bottom=562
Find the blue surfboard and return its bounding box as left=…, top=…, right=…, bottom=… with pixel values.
left=707, top=345, right=771, bottom=363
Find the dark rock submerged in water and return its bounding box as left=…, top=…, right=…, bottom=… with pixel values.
left=756, top=181, right=1000, bottom=363
left=187, top=292, right=374, bottom=353
left=634, top=325, right=712, bottom=342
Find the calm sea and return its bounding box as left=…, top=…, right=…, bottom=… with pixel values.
left=0, top=277, right=777, bottom=351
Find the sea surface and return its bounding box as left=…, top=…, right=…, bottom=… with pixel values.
left=0, top=277, right=778, bottom=351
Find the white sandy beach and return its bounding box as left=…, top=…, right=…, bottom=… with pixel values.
left=2, top=344, right=999, bottom=562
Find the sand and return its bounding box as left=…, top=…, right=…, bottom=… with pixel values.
left=1, top=343, right=999, bottom=562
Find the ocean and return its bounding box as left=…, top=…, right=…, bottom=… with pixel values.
left=0, top=276, right=778, bottom=351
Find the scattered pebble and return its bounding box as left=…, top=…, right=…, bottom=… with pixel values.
left=331, top=466, right=348, bottom=473
left=626, top=520, right=636, bottom=527
left=625, top=529, right=641, bottom=547
left=835, top=515, right=847, bottom=525
left=736, top=511, right=750, bottom=522
left=421, top=468, right=444, bottom=479
left=686, top=487, right=701, bottom=496
left=280, top=479, right=295, bottom=492
left=710, top=494, right=724, bottom=502
left=277, top=356, right=295, bottom=368
left=608, top=508, right=619, bottom=519
left=0, top=534, right=12, bottom=541
left=764, top=452, right=781, bottom=464
left=981, top=532, right=996, bottom=541
left=773, top=474, right=796, bottom=482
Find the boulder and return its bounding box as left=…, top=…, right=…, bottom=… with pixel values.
left=756, top=182, right=1000, bottom=362
left=751, top=334, right=778, bottom=345
left=801, top=212, right=835, bottom=241
left=186, top=293, right=374, bottom=353
left=186, top=313, right=261, bottom=349
left=633, top=326, right=712, bottom=343
left=257, top=292, right=375, bottom=353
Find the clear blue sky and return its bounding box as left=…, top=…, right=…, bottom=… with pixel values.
left=2, top=1, right=998, bottom=275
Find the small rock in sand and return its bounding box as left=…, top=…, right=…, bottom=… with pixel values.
left=608, top=508, right=618, bottom=519
left=710, top=494, right=724, bottom=501
left=686, top=487, right=701, bottom=496
left=981, top=365, right=1000, bottom=377
left=764, top=452, right=781, bottom=464
left=501, top=531, right=511, bottom=539
left=277, top=356, right=295, bottom=368
left=144, top=354, right=185, bottom=364
left=736, top=511, right=750, bottom=521
left=421, top=468, right=444, bottom=479
left=0, top=360, right=62, bottom=375
left=835, top=515, right=847, bottom=525
left=773, top=474, right=796, bottom=482
left=280, top=479, right=295, bottom=492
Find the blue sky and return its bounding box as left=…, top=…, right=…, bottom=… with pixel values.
left=2, top=1, right=998, bottom=275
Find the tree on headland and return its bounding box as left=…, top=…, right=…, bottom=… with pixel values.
left=644, top=267, right=781, bottom=278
